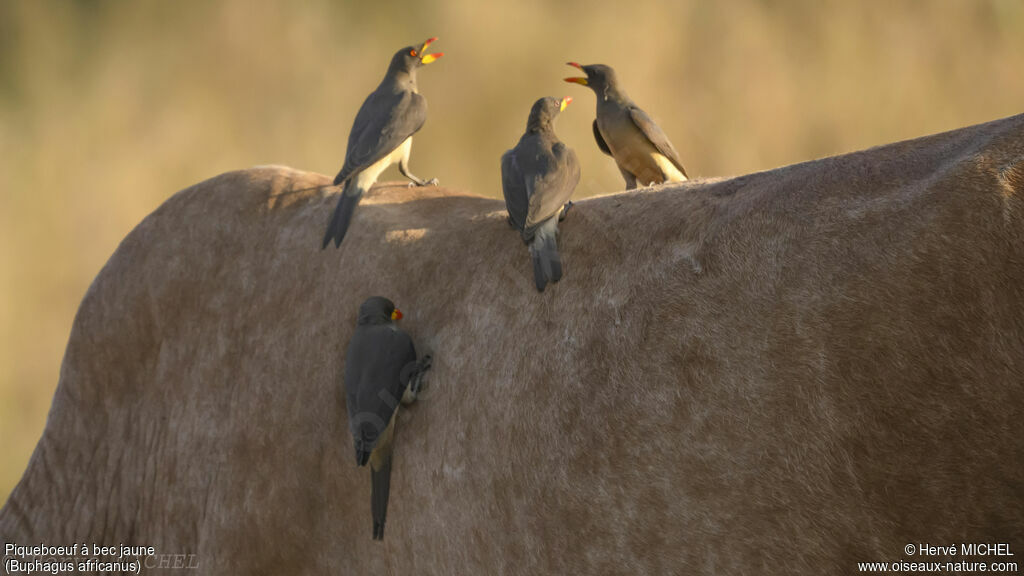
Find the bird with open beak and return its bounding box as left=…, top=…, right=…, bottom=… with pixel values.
left=322, top=38, right=444, bottom=248
left=501, top=96, right=581, bottom=292
left=565, top=62, right=688, bottom=190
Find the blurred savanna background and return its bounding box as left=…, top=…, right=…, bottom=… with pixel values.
left=2, top=0, right=1023, bottom=503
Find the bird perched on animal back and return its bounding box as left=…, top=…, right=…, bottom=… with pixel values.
left=344, top=296, right=432, bottom=540
left=501, top=96, right=581, bottom=292
left=565, top=62, right=688, bottom=190
left=322, top=38, right=444, bottom=249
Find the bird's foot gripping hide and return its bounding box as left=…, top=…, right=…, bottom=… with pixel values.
left=400, top=354, right=433, bottom=404
left=558, top=201, right=575, bottom=222
left=406, top=177, right=440, bottom=188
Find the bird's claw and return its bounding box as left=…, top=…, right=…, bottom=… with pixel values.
left=411, top=355, right=433, bottom=394
left=411, top=373, right=427, bottom=395
left=407, top=178, right=439, bottom=188
left=558, top=201, right=575, bottom=222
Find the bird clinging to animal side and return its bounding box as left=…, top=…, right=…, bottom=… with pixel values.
left=564, top=62, right=688, bottom=190
left=322, top=38, right=444, bottom=249
left=501, top=96, right=581, bottom=292
left=344, top=297, right=432, bottom=540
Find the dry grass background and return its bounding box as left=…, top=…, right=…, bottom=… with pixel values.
left=1, top=0, right=1023, bottom=503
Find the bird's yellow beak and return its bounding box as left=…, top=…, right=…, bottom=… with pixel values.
left=391, top=309, right=403, bottom=321
left=419, top=37, right=443, bottom=64
left=565, top=61, right=587, bottom=85
left=560, top=96, right=572, bottom=112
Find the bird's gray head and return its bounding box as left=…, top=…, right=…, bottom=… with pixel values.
left=526, top=96, right=572, bottom=132
left=564, top=62, right=623, bottom=101
left=387, top=37, right=444, bottom=77
left=357, top=296, right=403, bottom=325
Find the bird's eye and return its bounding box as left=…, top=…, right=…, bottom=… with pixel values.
left=410, top=49, right=417, bottom=57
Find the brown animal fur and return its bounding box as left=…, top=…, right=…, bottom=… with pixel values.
left=2, top=113, right=1024, bottom=574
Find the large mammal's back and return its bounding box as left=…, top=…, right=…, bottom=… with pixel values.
left=2, top=113, right=1023, bottom=574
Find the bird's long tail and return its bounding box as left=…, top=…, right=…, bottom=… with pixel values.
left=368, top=416, right=397, bottom=541
left=321, top=180, right=362, bottom=249
left=529, top=217, right=562, bottom=292
left=370, top=451, right=392, bottom=541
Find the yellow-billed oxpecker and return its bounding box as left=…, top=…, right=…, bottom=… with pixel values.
left=345, top=296, right=432, bottom=540
left=501, top=96, right=581, bottom=292
left=565, top=62, right=688, bottom=189
left=322, top=38, right=443, bottom=248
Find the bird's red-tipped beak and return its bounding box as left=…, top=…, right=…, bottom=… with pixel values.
left=565, top=61, right=587, bottom=84
left=419, top=37, right=443, bottom=64
left=391, top=309, right=403, bottom=321
left=560, top=96, right=572, bottom=112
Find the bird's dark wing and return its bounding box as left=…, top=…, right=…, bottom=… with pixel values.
left=524, top=141, right=581, bottom=234
left=345, top=325, right=418, bottom=455
left=592, top=119, right=612, bottom=156
left=334, top=90, right=428, bottom=185
left=627, top=106, right=688, bottom=178
left=501, top=148, right=528, bottom=231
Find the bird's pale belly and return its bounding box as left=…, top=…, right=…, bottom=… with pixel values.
left=354, top=136, right=413, bottom=190
left=652, top=153, right=687, bottom=182
left=607, top=130, right=685, bottom=185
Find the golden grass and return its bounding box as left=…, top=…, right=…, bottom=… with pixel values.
left=1, top=0, right=1023, bottom=503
